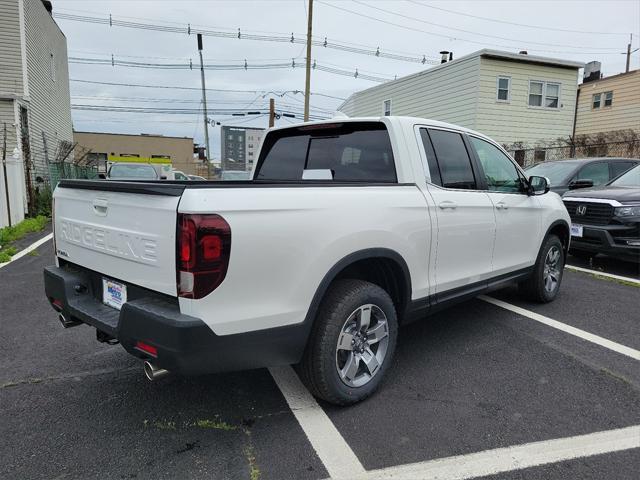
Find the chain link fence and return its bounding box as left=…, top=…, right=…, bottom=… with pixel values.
left=506, top=140, right=640, bottom=168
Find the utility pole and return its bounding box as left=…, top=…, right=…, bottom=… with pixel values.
left=197, top=33, right=212, bottom=178
left=269, top=98, right=275, bottom=127
left=303, top=0, right=313, bottom=121
left=626, top=33, right=632, bottom=73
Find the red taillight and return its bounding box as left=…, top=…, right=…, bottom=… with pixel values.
left=176, top=213, right=231, bottom=299
left=135, top=340, right=158, bottom=357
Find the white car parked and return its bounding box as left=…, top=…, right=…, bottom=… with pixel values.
left=45, top=117, right=570, bottom=404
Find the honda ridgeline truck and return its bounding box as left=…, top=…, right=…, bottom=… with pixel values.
left=44, top=117, right=570, bottom=405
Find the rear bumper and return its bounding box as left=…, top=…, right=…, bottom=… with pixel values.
left=570, top=224, right=640, bottom=262
left=43, top=265, right=308, bottom=375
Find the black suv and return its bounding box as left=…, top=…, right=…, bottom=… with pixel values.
left=525, top=157, right=639, bottom=196
left=563, top=164, right=640, bottom=263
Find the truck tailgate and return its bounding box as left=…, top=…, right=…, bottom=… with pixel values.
left=53, top=183, right=181, bottom=296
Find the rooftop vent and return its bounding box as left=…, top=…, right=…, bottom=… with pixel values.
left=439, top=51, right=453, bottom=64
left=583, top=61, right=602, bottom=83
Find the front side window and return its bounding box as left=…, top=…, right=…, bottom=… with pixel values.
left=529, top=81, right=560, bottom=108
left=576, top=162, right=609, bottom=186
left=496, top=76, right=510, bottom=102
left=604, top=91, right=613, bottom=107
left=427, top=129, right=476, bottom=190
left=592, top=93, right=601, bottom=109
left=470, top=137, right=522, bottom=193
left=255, top=122, right=396, bottom=182
left=108, top=164, right=158, bottom=179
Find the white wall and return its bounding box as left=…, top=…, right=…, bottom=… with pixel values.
left=339, top=55, right=481, bottom=129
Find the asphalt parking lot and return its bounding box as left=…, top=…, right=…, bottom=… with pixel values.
left=1, top=235, right=639, bottom=480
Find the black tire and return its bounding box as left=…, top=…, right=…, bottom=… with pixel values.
left=519, top=234, right=565, bottom=303
left=297, top=279, right=398, bottom=405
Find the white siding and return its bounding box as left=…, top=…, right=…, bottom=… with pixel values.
left=0, top=0, right=23, bottom=96
left=475, top=57, right=579, bottom=146
left=339, top=56, right=481, bottom=129
left=23, top=0, right=73, bottom=180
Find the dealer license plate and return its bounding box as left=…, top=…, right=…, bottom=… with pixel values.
left=570, top=224, right=583, bottom=238
left=103, top=278, right=127, bottom=310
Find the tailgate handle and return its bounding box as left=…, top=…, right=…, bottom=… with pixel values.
left=92, top=198, right=108, bottom=216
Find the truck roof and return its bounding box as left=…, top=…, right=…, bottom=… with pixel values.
left=268, top=116, right=493, bottom=143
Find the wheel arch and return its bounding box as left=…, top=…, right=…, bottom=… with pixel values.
left=302, top=248, right=412, bottom=332
left=544, top=219, right=571, bottom=255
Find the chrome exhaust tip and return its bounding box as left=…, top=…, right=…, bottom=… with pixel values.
left=58, top=313, right=81, bottom=328
left=143, top=361, right=169, bottom=381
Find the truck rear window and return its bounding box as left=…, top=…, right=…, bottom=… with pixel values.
left=255, top=122, right=397, bottom=182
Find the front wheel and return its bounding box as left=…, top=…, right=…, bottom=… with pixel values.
left=519, top=234, right=565, bottom=303
left=298, top=279, right=398, bottom=405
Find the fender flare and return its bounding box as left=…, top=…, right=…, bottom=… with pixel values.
left=302, top=247, right=412, bottom=329
left=542, top=219, right=571, bottom=253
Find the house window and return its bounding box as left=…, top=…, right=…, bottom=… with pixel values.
left=50, top=52, right=56, bottom=82
left=496, top=76, right=510, bottom=102
left=514, top=149, right=525, bottom=166
left=545, top=83, right=559, bottom=108
left=151, top=155, right=171, bottom=160
left=534, top=149, right=546, bottom=162
left=383, top=99, right=391, bottom=116
left=604, top=91, right=613, bottom=107
left=529, top=81, right=560, bottom=109
left=592, top=93, right=601, bottom=109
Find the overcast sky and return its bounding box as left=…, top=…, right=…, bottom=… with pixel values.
left=54, top=0, right=640, bottom=159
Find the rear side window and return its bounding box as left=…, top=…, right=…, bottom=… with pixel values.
left=426, top=129, right=476, bottom=189
left=255, top=122, right=396, bottom=182
left=610, top=161, right=636, bottom=180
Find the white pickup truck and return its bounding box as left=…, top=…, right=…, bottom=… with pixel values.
left=44, top=117, right=570, bottom=405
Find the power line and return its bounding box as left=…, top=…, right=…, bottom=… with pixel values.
left=351, top=0, right=622, bottom=51
left=406, top=0, right=636, bottom=36
left=70, top=104, right=330, bottom=120
left=318, top=1, right=627, bottom=55
left=54, top=11, right=440, bottom=65
left=69, top=78, right=347, bottom=101
left=68, top=56, right=394, bottom=83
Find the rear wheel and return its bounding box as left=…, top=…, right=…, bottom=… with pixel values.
left=519, top=234, right=565, bottom=303
left=298, top=279, right=398, bottom=405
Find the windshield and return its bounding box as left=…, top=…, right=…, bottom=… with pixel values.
left=525, top=161, right=577, bottom=185
left=109, top=164, right=158, bottom=179
left=610, top=164, right=640, bottom=187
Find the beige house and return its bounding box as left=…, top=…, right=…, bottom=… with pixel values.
left=0, top=0, right=72, bottom=227
left=73, top=131, right=203, bottom=176
left=574, top=69, right=640, bottom=137
left=339, top=49, right=584, bottom=148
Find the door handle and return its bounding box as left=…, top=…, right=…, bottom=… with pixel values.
left=92, top=198, right=108, bottom=216
left=495, top=202, right=509, bottom=210
left=438, top=201, right=457, bottom=210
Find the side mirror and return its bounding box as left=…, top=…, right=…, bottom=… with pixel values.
left=528, top=175, right=550, bottom=195
left=98, top=173, right=106, bottom=179
left=568, top=179, right=594, bottom=190
left=160, top=175, right=167, bottom=180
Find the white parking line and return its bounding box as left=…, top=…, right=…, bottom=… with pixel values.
left=480, top=295, right=640, bottom=361
left=351, top=425, right=640, bottom=480
left=0, top=233, right=53, bottom=269
left=565, top=264, right=640, bottom=285
left=269, top=365, right=366, bottom=479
